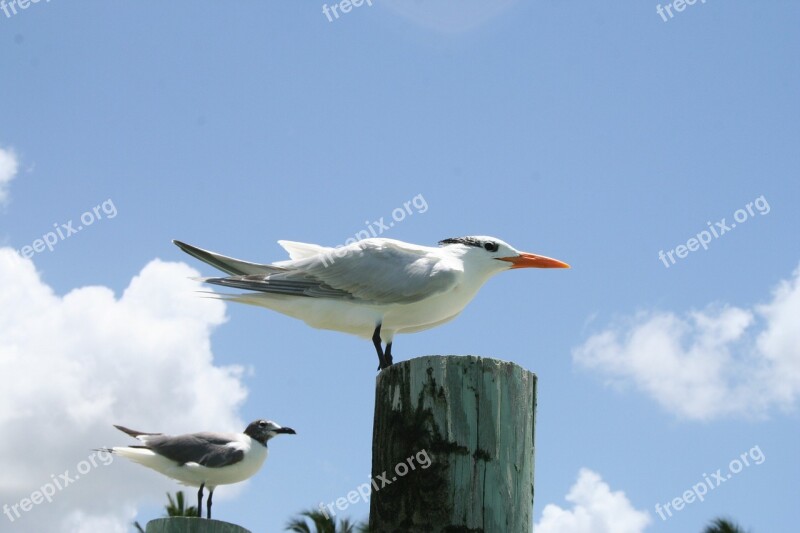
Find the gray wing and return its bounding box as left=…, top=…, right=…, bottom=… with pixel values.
left=202, top=239, right=462, bottom=304
left=114, top=425, right=161, bottom=438
left=173, top=240, right=285, bottom=276
left=144, top=432, right=245, bottom=468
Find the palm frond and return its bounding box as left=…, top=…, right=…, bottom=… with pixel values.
left=165, top=490, right=198, bottom=517
left=285, top=509, right=367, bottom=533
left=703, top=517, right=748, bottom=533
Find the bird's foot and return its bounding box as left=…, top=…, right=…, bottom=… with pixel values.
left=384, top=343, right=393, bottom=366
left=196, top=483, right=205, bottom=519
left=372, top=324, right=388, bottom=371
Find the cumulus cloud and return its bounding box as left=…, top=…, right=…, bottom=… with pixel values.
left=574, top=264, right=800, bottom=420
left=0, top=146, right=19, bottom=205
left=0, top=249, right=247, bottom=531
left=535, top=469, right=651, bottom=533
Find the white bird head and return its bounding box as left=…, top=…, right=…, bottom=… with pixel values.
left=438, top=236, right=570, bottom=273
left=244, top=419, right=296, bottom=445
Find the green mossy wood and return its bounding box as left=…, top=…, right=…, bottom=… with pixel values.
left=145, top=517, right=251, bottom=533
left=369, top=356, right=537, bottom=532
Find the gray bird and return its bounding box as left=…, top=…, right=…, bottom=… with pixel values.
left=101, top=419, right=295, bottom=519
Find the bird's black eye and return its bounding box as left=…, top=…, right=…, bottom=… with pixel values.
left=258, top=421, right=267, bottom=428
left=484, top=242, right=499, bottom=252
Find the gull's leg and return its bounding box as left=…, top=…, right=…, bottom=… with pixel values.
left=207, top=488, right=213, bottom=520
left=197, top=483, right=204, bottom=518
left=384, top=342, right=393, bottom=366
left=372, top=324, right=387, bottom=370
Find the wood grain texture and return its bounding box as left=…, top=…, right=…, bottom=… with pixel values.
left=369, top=355, right=537, bottom=533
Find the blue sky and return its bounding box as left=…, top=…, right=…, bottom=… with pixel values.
left=1, top=1, right=798, bottom=532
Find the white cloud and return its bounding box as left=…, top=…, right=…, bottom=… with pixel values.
left=0, top=146, right=19, bottom=204
left=535, top=469, right=651, bottom=533
left=0, top=249, right=248, bottom=532
left=573, top=264, right=800, bottom=420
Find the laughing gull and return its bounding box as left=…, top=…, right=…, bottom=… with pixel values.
left=101, top=419, right=295, bottom=519
left=173, top=236, right=569, bottom=369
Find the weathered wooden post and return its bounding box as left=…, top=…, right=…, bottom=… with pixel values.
left=145, top=517, right=251, bottom=533
left=369, top=355, right=537, bottom=532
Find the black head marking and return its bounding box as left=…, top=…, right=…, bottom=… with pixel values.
left=439, top=237, right=484, bottom=248
left=244, top=419, right=296, bottom=446
left=439, top=237, right=500, bottom=253
left=244, top=420, right=271, bottom=445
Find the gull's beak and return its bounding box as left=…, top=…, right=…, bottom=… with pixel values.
left=498, top=252, right=571, bottom=269
left=276, top=427, right=297, bottom=435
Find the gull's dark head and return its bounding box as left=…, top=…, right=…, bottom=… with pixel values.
left=244, top=419, right=296, bottom=445
left=439, top=236, right=570, bottom=272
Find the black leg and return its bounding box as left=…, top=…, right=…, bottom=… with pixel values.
left=385, top=342, right=393, bottom=366
left=207, top=488, right=213, bottom=520
left=372, top=324, right=387, bottom=370
left=197, top=483, right=205, bottom=518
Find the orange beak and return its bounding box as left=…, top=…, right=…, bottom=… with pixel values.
left=498, top=252, right=571, bottom=269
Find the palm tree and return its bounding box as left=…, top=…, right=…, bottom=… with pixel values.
left=703, top=517, right=749, bottom=533
left=132, top=490, right=200, bottom=531
left=285, top=509, right=367, bottom=533
left=165, top=491, right=199, bottom=517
